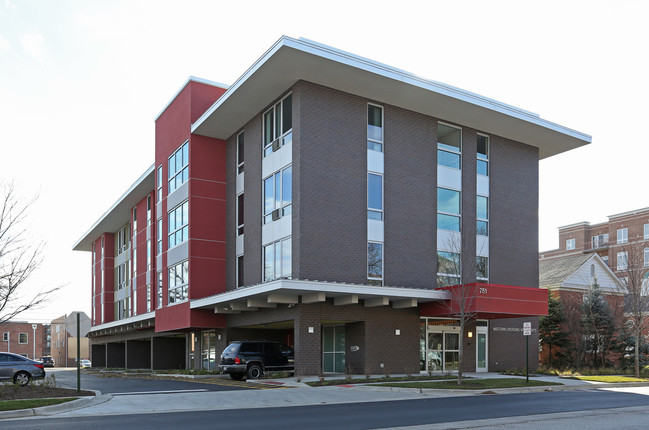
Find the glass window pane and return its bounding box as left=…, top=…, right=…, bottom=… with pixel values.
left=182, top=143, right=188, bottom=165
left=264, top=177, right=274, bottom=215
left=477, top=160, right=488, bottom=176
left=445, top=333, right=459, bottom=350
left=477, top=196, right=488, bottom=220
left=438, top=124, right=461, bottom=152
left=168, top=157, right=175, bottom=179
left=368, top=210, right=383, bottom=221
left=183, top=201, right=189, bottom=224
left=368, top=242, right=383, bottom=279
left=182, top=167, right=188, bottom=183
left=168, top=211, right=175, bottom=232
left=437, top=214, right=460, bottom=231
left=438, top=150, right=460, bottom=169
left=275, top=242, right=281, bottom=279
left=367, top=105, right=383, bottom=141
left=476, top=256, right=488, bottom=279
left=275, top=172, right=281, bottom=210
left=437, top=251, right=460, bottom=276
left=282, top=95, right=292, bottom=133
left=237, top=194, right=244, bottom=227
left=437, top=188, right=460, bottom=214
left=477, top=220, right=489, bottom=236
left=282, top=239, right=292, bottom=278
left=323, top=326, right=334, bottom=351
left=282, top=167, right=292, bottom=207
left=368, top=173, right=383, bottom=211
left=264, top=110, right=273, bottom=145
left=477, top=135, right=488, bottom=160
left=264, top=245, right=274, bottom=281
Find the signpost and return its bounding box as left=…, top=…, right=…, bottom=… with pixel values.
left=523, top=322, right=531, bottom=383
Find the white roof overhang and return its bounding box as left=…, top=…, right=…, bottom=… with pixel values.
left=192, top=36, right=590, bottom=159
left=73, top=165, right=155, bottom=252
left=190, top=279, right=450, bottom=313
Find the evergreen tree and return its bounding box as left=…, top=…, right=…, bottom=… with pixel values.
left=539, top=291, right=568, bottom=367
left=581, top=283, right=617, bottom=368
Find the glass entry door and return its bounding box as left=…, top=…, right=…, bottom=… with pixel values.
left=323, top=325, right=345, bottom=373
left=201, top=331, right=216, bottom=371
left=476, top=326, right=488, bottom=372
left=425, top=325, right=460, bottom=372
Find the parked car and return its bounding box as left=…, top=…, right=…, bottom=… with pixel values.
left=80, top=359, right=92, bottom=368
left=219, top=341, right=294, bottom=380
left=0, top=352, right=46, bottom=386
left=40, top=356, right=54, bottom=368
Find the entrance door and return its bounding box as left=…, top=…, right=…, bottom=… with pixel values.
left=425, top=326, right=460, bottom=372
left=201, top=331, right=216, bottom=371
left=322, top=325, right=345, bottom=373
left=476, top=326, right=488, bottom=372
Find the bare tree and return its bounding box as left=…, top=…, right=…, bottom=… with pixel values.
left=0, top=181, right=59, bottom=324
left=617, top=240, right=649, bottom=377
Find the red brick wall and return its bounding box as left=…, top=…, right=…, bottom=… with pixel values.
left=0, top=322, right=46, bottom=360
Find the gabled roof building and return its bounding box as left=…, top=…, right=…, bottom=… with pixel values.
left=74, top=37, right=590, bottom=375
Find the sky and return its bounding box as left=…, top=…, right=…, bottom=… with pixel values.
left=1, top=0, right=647, bottom=323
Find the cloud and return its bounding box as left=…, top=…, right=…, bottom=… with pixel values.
left=0, top=35, right=10, bottom=54
left=5, top=0, right=16, bottom=10
left=20, top=32, right=46, bottom=61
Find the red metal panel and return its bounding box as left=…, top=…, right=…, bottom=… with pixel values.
left=154, top=303, right=226, bottom=332
left=420, top=283, right=548, bottom=319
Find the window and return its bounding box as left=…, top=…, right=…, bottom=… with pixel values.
left=146, top=239, right=151, bottom=271
left=618, top=251, right=628, bottom=271
left=263, top=94, right=292, bottom=157
left=168, top=200, right=189, bottom=248
left=367, top=242, right=383, bottom=285
left=117, top=298, right=129, bottom=320
left=566, top=238, right=576, bottom=250
left=147, top=196, right=152, bottom=226
left=157, top=219, right=162, bottom=255
left=644, top=248, right=649, bottom=267
left=477, top=195, right=488, bottom=236
left=437, top=251, right=460, bottom=287
left=237, top=193, right=244, bottom=235
left=368, top=173, right=383, bottom=220
left=437, top=123, right=461, bottom=169
left=477, top=134, right=489, bottom=176
left=367, top=104, right=383, bottom=151
left=133, top=248, right=137, bottom=279
left=437, top=188, right=461, bottom=231
left=645, top=224, right=649, bottom=240
left=168, top=141, right=189, bottom=194
left=116, top=262, right=129, bottom=290
left=617, top=228, right=628, bottom=244
left=168, top=260, right=189, bottom=304
left=592, top=234, right=609, bottom=249
left=263, top=237, right=292, bottom=281
left=157, top=271, right=163, bottom=309
left=133, top=207, right=137, bottom=237
left=19, top=333, right=27, bottom=344
left=146, top=284, right=151, bottom=313
left=263, top=166, right=292, bottom=224
left=476, top=256, right=488, bottom=281
left=157, top=165, right=163, bottom=202
left=2, top=332, right=8, bottom=341
left=237, top=255, right=244, bottom=288
left=237, top=131, right=244, bottom=174
left=117, top=225, right=130, bottom=254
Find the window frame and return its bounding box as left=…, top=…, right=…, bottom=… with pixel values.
left=18, top=333, right=28, bottom=344
left=237, top=193, right=244, bottom=236
left=476, top=256, right=489, bottom=281
left=367, top=172, right=384, bottom=221
left=367, top=103, right=384, bottom=152
left=617, top=251, right=628, bottom=271
left=168, top=200, right=189, bottom=249
left=644, top=248, right=649, bottom=267
left=566, top=238, right=576, bottom=250
left=477, top=195, right=489, bottom=237
left=617, top=228, right=628, bottom=244
left=437, top=122, right=462, bottom=170
left=437, top=251, right=461, bottom=287
left=367, top=241, right=384, bottom=285
left=262, top=166, right=292, bottom=224
left=263, top=93, right=292, bottom=157
left=168, top=260, right=189, bottom=305
left=168, top=141, right=189, bottom=195
left=437, top=187, right=461, bottom=232
left=476, top=133, right=489, bottom=176
left=237, top=131, right=245, bottom=174
left=263, top=237, right=292, bottom=282
left=236, top=255, right=244, bottom=288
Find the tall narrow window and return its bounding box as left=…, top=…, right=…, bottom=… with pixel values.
left=237, top=131, right=245, bottom=174
left=168, top=200, right=189, bottom=248
left=477, top=196, right=488, bottom=236
left=157, top=165, right=163, bottom=202
left=367, top=242, right=383, bottom=285
left=263, top=237, right=291, bottom=281
left=157, top=219, right=162, bottom=255
left=617, top=228, right=628, bottom=244
left=476, top=256, right=488, bottom=281
left=237, top=193, right=244, bottom=235
left=437, top=123, right=462, bottom=169
left=566, top=238, right=576, bottom=250
left=146, top=284, right=151, bottom=313
left=168, top=141, right=189, bottom=194
left=477, top=134, right=489, bottom=176
left=157, top=271, right=163, bottom=309
left=168, top=260, right=189, bottom=304
left=146, top=239, right=151, bottom=271
left=437, top=188, right=461, bottom=231
left=367, top=173, right=383, bottom=220
left=617, top=251, right=628, bottom=270
left=147, top=196, right=152, bottom=226
left=263, top=166, right=292, bottom=223
left=263, top=94, right=292, bottom=156
left=644, top=248, right=649, bottom=267
left=367, top=104, right=383, bottom=151
left=237, top=255, right=244, bottom=288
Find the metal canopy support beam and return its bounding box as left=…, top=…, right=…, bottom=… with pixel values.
left=393, top=299, right=418, bottom=309
left=364, top=297, right=389, bottom=307
left=302, top=292, right=326, bottom=304
left=267, top=293, right=299, bottom=304
left=230, top=302, right=258, bottom=311
left=214, top=306, right=240, bottom=314
left=247, top=298, right=278, bottom=308
left=334, top=295, right=358, bottom=306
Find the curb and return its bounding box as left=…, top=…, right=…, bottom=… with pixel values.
left=0, top=391, right=112, bottom=420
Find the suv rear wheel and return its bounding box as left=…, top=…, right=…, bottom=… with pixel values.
left=246, top=363, right=263, bottom=379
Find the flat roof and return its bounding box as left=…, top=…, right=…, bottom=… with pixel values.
left=73, top=165, right=155, bottom=252
left=192, top=36, right=591, bottom=159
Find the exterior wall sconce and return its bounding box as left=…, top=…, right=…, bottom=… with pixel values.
left=468, top=331, right=473, bottom=338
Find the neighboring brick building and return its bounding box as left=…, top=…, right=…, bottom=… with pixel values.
left=0, top=321, right=46, bottom=360
left=50, top=312, right=91, bottom=367
left=73, top=37, right=590, bottom=375
left=540, top=207, right=649, bottom=278
left=539, top=253, right=625, bottom=365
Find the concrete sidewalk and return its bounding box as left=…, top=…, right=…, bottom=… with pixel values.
left=4, top=372, right=649, bottom=419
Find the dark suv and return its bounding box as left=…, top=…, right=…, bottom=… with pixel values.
left=219, top=341, right=293, bottom=380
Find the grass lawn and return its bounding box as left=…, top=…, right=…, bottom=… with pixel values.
left=567, top=375, right=649, bottom=383
left=374, top=378, right=563, bottom=390
left=306, top=374, right=459, bottom=387
left=0, top=398, right=77, bottom=412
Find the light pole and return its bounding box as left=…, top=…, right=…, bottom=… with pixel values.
left=32, top=324, right=37, bottom=359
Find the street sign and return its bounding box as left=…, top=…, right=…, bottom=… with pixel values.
left=523, top=322, right=531, bottom=336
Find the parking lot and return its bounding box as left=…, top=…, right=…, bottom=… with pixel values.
left=48, top=368, right=288, bottom=394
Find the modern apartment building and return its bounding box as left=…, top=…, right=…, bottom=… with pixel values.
left=73, top=37, right=590, bottom=375
left=540, top=207, right=649, bottom=278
